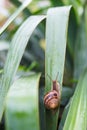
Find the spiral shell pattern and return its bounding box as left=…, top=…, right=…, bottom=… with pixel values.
left=44, top=90, right=59, bottom=109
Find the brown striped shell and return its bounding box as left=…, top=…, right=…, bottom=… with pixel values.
left=44, top=90, right=60, bottom=109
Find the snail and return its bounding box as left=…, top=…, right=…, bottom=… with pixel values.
left=44, top=74, right=61, bottom=110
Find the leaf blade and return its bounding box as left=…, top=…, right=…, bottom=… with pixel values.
left=0, top=15, right=46, bottom=120
left=5, top=73, right=41, bottom=130
left=0, top=0, right=32, bottom=35
left=45, top=6, right=71, bottom=130
left=63, top=70, right=87, bottom=130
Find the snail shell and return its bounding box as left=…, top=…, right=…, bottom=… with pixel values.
left=44, top=90, right=60, bottom=109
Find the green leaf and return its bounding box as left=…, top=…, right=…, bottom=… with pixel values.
left=45, top=6, right=71, bottom=130
left=10, top=0, right=31, bottom=16
left=61, top=87, right=73, bottom=106
left=63, top=70, right=87, bottom=130
left=0, top=0, right=32, bottom=35
left=58, top=103, right=70, bottom=130
left=0, top=15, right=46, bottom=121
left=5, top=73, right=41, bottom=130
left=74, top=6, right=87, bottom=80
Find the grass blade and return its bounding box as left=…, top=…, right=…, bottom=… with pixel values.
left=45, top=6, right=71, bottom=130
left=5, top=73, right=41, bottom=130
left=0, top=0, right=32, bottom=35
left=58, top=103, right=70, bottom=130
left=0, top=15, right=46, bottom=121
left=74, top=7, right=87, bottom=80
left=63, top=70, right=87, bottom=130
left=10, top=0, right=31, bottom=16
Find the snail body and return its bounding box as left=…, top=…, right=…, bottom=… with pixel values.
left=44, top=75, right=61, bottom=110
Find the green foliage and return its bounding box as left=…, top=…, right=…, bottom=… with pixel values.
left=0, top=15, right=45, bottom=120
left=63, top=70, right=87, bottom=130
left=45, top=6, right=71, bottom=130
left=0, top=0, right=32, bottom=35
left=5, top=74, right=41, bottom=130
left=74, top=7, right=87, bottom=80
left=0, top=0, right=87, bottom=130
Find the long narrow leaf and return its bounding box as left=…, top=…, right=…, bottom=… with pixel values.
left=5, top=73, right=41, bottom=130
left=0, top=15, right=46, bottom=121
left=58, top=102, right=70, bottom=130
left=45, top=6, right=71, bottom=130
left=63, top=70, right=87, bottom=130
left=74, top=6, right=87, bottom=80
left=10, top=0, right=31, bottom=16
left=0, top=0, right=32, bottom=35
